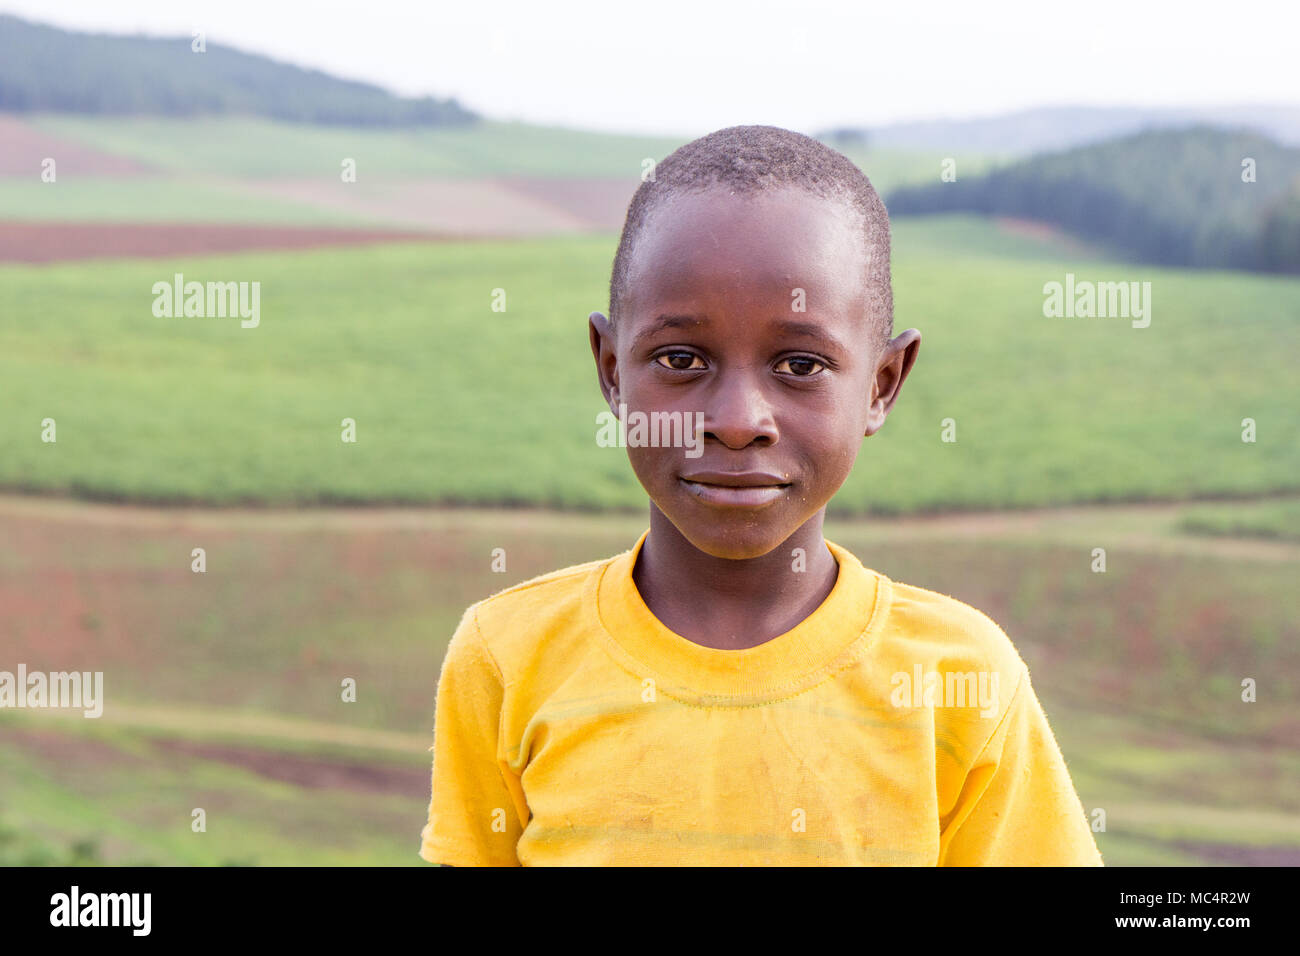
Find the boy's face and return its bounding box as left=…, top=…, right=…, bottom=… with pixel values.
left=590, top=185, right=919, bottom=560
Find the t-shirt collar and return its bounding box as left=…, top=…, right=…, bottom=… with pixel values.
left=590, top=528, right=889, bottom=705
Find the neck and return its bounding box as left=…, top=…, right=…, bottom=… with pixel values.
left=632, top=505, right=838, bottom=650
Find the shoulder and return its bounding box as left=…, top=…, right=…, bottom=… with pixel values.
left=454, top=551, right=620, bottom=684
left=869, top=575, right=1033, bottom=767
left=877, top=575, right=1027, bottom=680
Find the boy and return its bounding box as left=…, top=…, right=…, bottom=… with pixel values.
left=419, top=125, right=1102, bottom=866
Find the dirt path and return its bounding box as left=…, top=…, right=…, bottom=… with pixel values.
left=0, top=702, right=429, bottom=753
left=842, top=500, right=1300, bottom=561
left=151, top=737, right=427, bottom=794
left=0, top=115, right=152, bottom=177
left=1, top=493, right=1295, bottom=560
left=3, top=718, right=426, bottom=795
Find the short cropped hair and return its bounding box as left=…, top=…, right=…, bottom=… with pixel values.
left=608, top=125, right=893, bottom=347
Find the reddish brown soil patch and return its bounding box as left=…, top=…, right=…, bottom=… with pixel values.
left=497, top=177, right=637, bottom=231
left=237, top=178, right=602, bottom=235
left=0, top=115, right=152, bottom=177
left=152, top=738, right=426, bottom=794
left=1171, top=840, right=1300, bottom=866
left=0, top=221, right=436, bottom=263
left=237, top=176, right=635, bottom=235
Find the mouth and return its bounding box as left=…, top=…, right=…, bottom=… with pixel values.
left=678, top=471, right=792, bottom=508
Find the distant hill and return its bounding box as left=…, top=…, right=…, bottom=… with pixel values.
left=822, top=105, right=1300, bottom=156
left=0, top=15, right=477, bottom=127
left=886, top=127, right=1300, bottom=273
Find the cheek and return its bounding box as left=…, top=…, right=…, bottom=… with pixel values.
left=625, top=443, right=675, bottom=485
left=805, top=424, right=864, bottom=487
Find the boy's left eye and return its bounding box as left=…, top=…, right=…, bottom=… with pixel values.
left=775, top=356, right=826, bottom=376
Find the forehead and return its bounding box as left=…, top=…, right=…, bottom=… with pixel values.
left=623, top=185, right=870, bottom=318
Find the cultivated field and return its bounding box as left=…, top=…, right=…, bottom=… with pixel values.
left=1, top=216, right=1295, bottom=511
left=1, top=114, right=1001, bottom=235
left=1, top=495, right=1296, bottom=865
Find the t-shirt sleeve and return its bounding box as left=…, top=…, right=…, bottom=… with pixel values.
left=418, top=606, right=526, bottom=866
left=938, top=667, right=1103, bottom=866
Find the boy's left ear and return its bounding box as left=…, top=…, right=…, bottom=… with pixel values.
left=864, top=329, right=921, bottom=436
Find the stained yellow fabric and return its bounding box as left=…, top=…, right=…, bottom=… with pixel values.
left=420, top=530, right=1103, bottom=866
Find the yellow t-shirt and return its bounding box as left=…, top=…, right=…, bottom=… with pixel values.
left=419, top=530, right=1102, bottom=866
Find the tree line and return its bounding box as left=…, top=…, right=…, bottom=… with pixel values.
left=887, top=127, right=1300, bottom=273
left=0, top=15, right=477, bottom=127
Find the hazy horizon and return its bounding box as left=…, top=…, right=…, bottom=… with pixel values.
left=2, top=0, right=1298, bottom=138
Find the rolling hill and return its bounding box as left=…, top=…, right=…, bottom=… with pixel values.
left=887, top=127, right=1300, bottom=272
left=0, top=14, right=475, bottom=127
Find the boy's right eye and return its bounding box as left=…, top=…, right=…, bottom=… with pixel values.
left=655, top=351, right=706, bottom=371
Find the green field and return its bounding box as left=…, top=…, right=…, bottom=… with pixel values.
left=1, top=215, right=1296, bottom=512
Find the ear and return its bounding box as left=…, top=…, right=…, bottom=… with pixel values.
left=588, top=311, right=621, bottom=411
left=864, top=328, right=921, bottom=436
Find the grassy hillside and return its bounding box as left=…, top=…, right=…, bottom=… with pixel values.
left=1, top=215, right=1296, bottom=511
left=888, top=127, right=1300, bottom=273
left=29, top=115, right=680, bottom=179
left=24, top=114, right=993, bottom=191
left=0, top=115, right=1001, bottom=230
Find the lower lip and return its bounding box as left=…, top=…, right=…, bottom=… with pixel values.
left=679, top=479, right=790, bottom=508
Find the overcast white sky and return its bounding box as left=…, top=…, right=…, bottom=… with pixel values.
left=5, top=0, right=1298, bottom=137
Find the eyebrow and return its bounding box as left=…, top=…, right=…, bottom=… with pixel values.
left=629, top=314, right=706, bottom=353
left=630, top=314, right=850, bottom=355
left=769, top=319, right=850, bottom=355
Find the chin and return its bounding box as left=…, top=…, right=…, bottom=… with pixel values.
left=661, top=504, right=797, bottom=561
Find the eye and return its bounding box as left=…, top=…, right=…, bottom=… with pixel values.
left=775, top=356, right=826, bottom=377
left=655, top=351, right=706, bottom=371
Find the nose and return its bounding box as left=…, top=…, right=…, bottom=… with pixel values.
left=702, top=366, right=779, bottom=449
